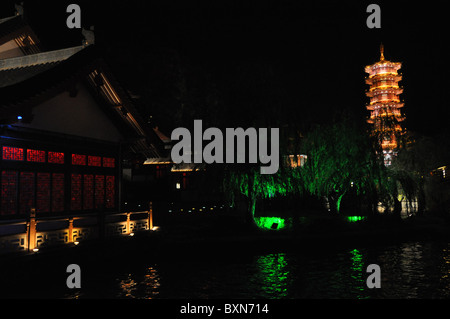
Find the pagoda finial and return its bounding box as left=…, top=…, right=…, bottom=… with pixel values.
left=380, top=43, right=385, bottom=61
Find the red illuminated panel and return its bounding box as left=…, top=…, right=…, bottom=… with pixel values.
left=72, top=154, right=86, bottom=165
left=105, top=176, right=115, bottom=208
left=27, top=149, right=46, bottom=163
left=88, top=156, right=101, bottom=167
left=48, top=152, right=64, bottom=164
left=94, top=175, right=104, bottom=209
left=1, top=170, right=18, bottom=215
left=2, top=146, right=23, bottom=161
left=19, top=172, right=35, bottom=214
left=103, top=157, right=115, bottom=168
left=36, top=173, right=50, bottom=213
left=52, top=173, right=64, bottom=212
left=71, top=174, right=82, bottom=211
left=83, top=174, right=94, bottom=210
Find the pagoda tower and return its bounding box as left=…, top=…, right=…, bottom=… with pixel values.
left=365, top=44, right=405, bottom=165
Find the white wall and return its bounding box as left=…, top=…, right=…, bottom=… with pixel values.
left=15, top=82, right=124, bottom=142
left=0, top=39, right=24, bottom=59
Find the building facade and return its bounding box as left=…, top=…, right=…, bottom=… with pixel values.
left=0, top=9, right=164, bottom=252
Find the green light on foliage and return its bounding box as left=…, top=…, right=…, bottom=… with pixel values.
left=255, top=217, right=286, bottom=230
left=346, top=216, right=366, bottom=222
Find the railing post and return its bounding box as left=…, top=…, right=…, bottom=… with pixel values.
left=126, top=212, right=131, bottom=234
left=68, top=217, right=74, bottom=243
left=27, top=208, right=37, bottom=251
left=148, top=202, right=153, bottom=230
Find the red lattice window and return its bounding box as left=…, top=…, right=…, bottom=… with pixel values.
left=103, top=157, right=115, bottom=168
left=83, top=174, right=94, bottom=210
left=72, top=154, right=86, bottom=165
left=1, top=170, right=18, bottom=215
left=19, top=172, right=35, bottom=214
left=48, top=152, right=64, bottom=164
left=71, top=174, right=82, bottom=210
left=105, top=176, right=115, bottom=209
left=94, top=175, right=104, bottom=209
left=27, top=149, right=46, bottom=163
left=2, top=146, right=23, bottom=161
left=36, top=173, right=50, bottom=213
left=88, top=156, right=101, bottom=167
left=52, top=173, right=64, bottom=212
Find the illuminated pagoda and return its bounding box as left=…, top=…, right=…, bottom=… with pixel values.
left=365, top=44, right=405, bottom=165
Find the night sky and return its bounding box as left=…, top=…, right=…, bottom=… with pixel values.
left=2, top=0, right=449, bottom=137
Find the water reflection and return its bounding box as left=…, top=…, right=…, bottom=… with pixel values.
left=348, top=248, right=367, bottom=298
left=60, top=241, right=450, bottom=299
left=117, top=274, right=137, bottom=298
left=250, top=253, right=292, bottom=298
left=116, top=266, right=161, bottom=299
left=439, top=244, right=450, bottom=295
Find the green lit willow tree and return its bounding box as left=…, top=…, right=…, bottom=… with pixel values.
left=223, top=163, right=302, bottom=226
left=299, top=120, right=386, bottom=215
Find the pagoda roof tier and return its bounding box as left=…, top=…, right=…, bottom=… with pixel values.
left=365, top=74, right=402, bottom=85
left=369, top=84, right=401, bottom=92
left=365, top=64, right=401, bottom=77
left=366, top=102, right=404, bottom=110
left=369, top=114, right=404, bottom=121
left=370, top=98, right=401, bottom=105
left=365, top=88, right=403, bottom=97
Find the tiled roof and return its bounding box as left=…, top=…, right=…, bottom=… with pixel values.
left=0, top=61, right=59, bottom=87
left=0, top=45, right=86, bottom=87
left=0, top=45, right=164, bottom=158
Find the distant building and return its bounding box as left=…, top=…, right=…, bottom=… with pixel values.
left=365, top=44, right=405, bottom=165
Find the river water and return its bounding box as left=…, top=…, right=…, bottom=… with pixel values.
left=62, top=240, right=450, bottom=299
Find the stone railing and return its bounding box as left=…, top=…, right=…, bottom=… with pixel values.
left=0, top=203, right=154, bottom=255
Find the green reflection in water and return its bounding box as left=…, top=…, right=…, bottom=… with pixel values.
left=349, top=248, right=368, bottom=299
left=253, top=253, right=291, bottom=298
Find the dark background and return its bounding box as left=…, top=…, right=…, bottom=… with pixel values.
left=1, top=0, right=449, bottom=137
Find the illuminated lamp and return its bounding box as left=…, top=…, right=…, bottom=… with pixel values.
left=17, top=115, right=23, bottom=120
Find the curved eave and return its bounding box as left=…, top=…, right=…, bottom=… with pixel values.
left=368, top=102, right=405, bottom=109
left=369, top=85, right=400, bottom=92
left=365, top=74, right=402, bottom=83
left=366, top=90, right=403, bottom=98
left=365, top=60, right=401, bottom=70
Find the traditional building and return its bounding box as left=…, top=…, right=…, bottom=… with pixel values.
left=0, top=8, right=165, bottom=252
left=365, top=44, right=405, bottom=165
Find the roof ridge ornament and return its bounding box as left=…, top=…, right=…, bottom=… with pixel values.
left=82, top=26, right=95, bottom=46
left=380, top=43, right=385, bottom=61
left=15, top=2, right=24, bottom=17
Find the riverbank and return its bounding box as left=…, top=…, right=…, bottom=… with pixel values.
left=3, top=212, right=449, bottom=263
left=0, top=213, right=449, bottom=298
